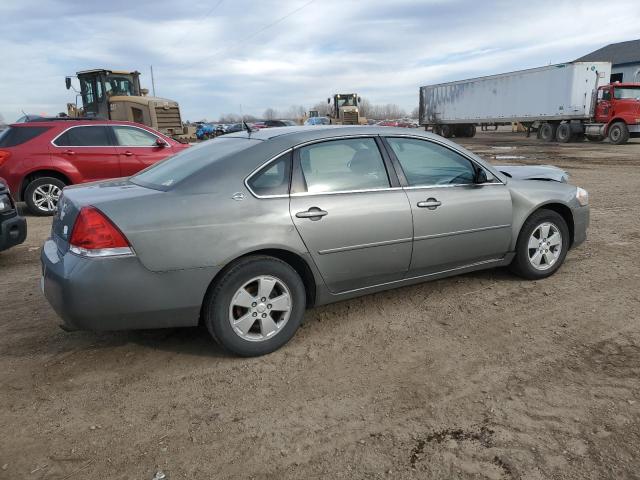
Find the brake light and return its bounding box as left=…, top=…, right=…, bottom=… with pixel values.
left=0, top=150, right=11, bottom=168
left=69, top=206, right=133, bottom=257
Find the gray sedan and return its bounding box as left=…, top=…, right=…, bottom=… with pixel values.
left=41, top=126, right=589, bottom=356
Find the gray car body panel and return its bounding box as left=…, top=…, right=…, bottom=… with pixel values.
left=41, top=126, right=589, bottom=331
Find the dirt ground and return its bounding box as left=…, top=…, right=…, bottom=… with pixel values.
left=1, top=131, right=639, bottom=480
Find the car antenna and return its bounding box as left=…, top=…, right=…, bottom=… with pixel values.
left=243, top=121, right=253, bottom=137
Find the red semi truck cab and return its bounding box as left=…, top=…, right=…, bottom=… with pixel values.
left=587, top=83, right=640, bottom=144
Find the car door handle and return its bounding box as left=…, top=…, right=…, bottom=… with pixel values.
left=63, top=150, right=75, bottom=155
left=122, top=151, right=134, bottom=156
left=296, top=208, right=328, bottom=220
left=417, top=198, right=442, bottom=210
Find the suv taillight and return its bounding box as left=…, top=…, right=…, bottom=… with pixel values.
left=69, top=206, right=133, bottom=257
left=0, top=150, right=11, bottom=168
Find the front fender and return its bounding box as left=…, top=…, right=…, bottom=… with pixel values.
left=507, top=179, right=578, bottom=251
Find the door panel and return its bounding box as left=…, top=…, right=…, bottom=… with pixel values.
left=111, top=125, right=174, bottom=176
left=49, top=125, right=118, bottom=182
left=405, top=185, right=512, bottom=275
left=290, top=191, right=413, bottom=292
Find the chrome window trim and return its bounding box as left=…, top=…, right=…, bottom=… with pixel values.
left=50, top=123, right=167, bottom=148
left=402, top=182, right=505, bottom=191
left=382, top=134, right=506, bottom=186
left=290, top=187, right=403, bottom=197
left=244, top=149, right=293, bottom=199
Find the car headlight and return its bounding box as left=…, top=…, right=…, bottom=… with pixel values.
left=576, top=187, right=589, bottom=206
left=0, top=194, right=12, bottom=213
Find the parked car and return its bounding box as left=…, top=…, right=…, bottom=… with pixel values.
left=223, top=123, right=244, bottom=134
left=304, top=116, right=330, bottom=126
left=41, top=126, right=589, bottom=356
left=0, top=119, right=188, bottom=215
left=0, top=177, right=27, bottom=252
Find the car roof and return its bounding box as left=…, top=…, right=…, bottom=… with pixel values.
left=223, top=125, right=434, bottom=142
left=9, top=119, right=155, bottom=129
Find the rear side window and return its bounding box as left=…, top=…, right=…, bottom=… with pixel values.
left=247, top=153, right=291, bottom=196
left=297, top=138, right=390, bottom=193
left=53, top=126, right=112, bottom=147
left=0, top=126, right=49, bottom=147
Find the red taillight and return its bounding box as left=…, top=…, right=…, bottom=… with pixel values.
left=70, top=206, right=130, bottom=251
left=0, top=150, right=11, bottom=168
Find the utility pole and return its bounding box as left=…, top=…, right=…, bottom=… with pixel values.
left=150, top=65, right=156, bottom=96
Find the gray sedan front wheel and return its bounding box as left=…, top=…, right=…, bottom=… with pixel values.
left=204, top=256, right=306, bottom=356
left=510, top=209, right=570, bottom=280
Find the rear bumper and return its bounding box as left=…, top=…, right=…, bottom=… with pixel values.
left=40, top=238, right=218, bottom=331
left=0, top=213, right=27, bottom=251
left=571, top=205, right=589, bottom=248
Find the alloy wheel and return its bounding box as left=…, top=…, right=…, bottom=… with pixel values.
left=527, top=222, right=562, bottom=271
left=33, top=184, right=62, bottom=213
left=228, top=275, right=292, bottom=342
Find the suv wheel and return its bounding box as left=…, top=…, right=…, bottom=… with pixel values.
left=24, top=177, right=66, bottom=216
left=203, top=256, right=306, bottom=356
left=509, top=209, right=570, bottom=280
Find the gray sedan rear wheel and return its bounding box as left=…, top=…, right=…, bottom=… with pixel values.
left=509, top=209, right=569, bottom=280
left=203, top=256, right=306, bottom=356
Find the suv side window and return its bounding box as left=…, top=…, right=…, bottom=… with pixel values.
left=247, top=153, right=291, bottom=196
left=297, top=138, right=390, bottom=193
left=112, top=126, right=159, bottom=146
left=386, top=137, right=477, bottom=186
left=54, top=126, right=112, bottom=147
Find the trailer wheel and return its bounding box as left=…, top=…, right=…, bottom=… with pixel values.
left=539, top=123, right=557, bottom=142
left=439, top=124, right=453, bottom=138
left=556, top=123, right=571, bottom=143
left=608, top=122, right=629, bottom=145
left=467, top=124, right=477, bottom=137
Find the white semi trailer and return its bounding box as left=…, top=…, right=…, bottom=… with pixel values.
left=418, top=62, right=632, bottom=142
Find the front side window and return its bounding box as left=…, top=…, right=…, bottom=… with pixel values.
left=297, top=138, right=389, bottom=194
left=53, top=126, right=112, bottom=147
left=247, top=154, right=291, bottom=196
left=113, top=126, right=158, bottom=146
left=386, top=137, right=476, bottom=186
left=613, top=87, right=640, bottom=100
left=601, top=89, right=611, bottom=101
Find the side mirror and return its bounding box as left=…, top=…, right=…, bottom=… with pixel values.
left=65, top=77, right=72, bottom=90
left=327, top=98, right=331, bottom=104
left=156, top=138, right=168, bottom=148
left=357, top=96, right=362, bottom=103
left=475, top=168, right=488, bottom=184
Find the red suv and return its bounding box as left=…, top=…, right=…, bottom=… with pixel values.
left=0, top=119, right=189, bottom=215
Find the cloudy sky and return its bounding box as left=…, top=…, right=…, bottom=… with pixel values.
left=1, top=0, right=639, bottom=122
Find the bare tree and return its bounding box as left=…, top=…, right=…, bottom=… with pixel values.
left=410, top=106, right=419, bottom=119
left=311, top=101, right=330, bottom=117
left=358, top=97, right=372, bottom=118
left=263, top=108, right=277, bottom=120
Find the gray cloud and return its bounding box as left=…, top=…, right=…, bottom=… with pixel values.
left=1, top=0, right=639, bottom=121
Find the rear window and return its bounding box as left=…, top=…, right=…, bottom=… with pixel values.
left=131, top=137, right=257, bottom=189
left=0, top=126, right=49, bottom=147
left=53, top=126, right=112, bottom=147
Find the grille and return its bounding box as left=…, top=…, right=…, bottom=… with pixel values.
left=342, top=111, right=359, bottom=125
left=155, top=106, right=182, bottom=134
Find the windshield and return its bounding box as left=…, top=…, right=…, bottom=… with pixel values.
left=131, top=137, right=257, bottom=190
left=336, top=95, right=357, bottom=108
left=104, top=75, right=137, bottom=97
left=614, top=87, right=640, bottom=100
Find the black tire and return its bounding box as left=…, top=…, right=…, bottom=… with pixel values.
left=439, top=124, right=453, bottom=138
left=608, top=122, right=629, bottom=145
left=24, top=177, right=66, bottom=216
left=556, top=123, right=571, bottom=143
left=467, top=124, right=477, bottom=138
left=509, top=209, right=570, bottom=280
left=203, top=255, right=306, bottom=357
left=539, top=123, right=557, bottom=142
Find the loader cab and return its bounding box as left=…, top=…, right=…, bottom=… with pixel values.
left=69, top=69, right=142, bottom=120
left=329, top=94, right=362, bottom=125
